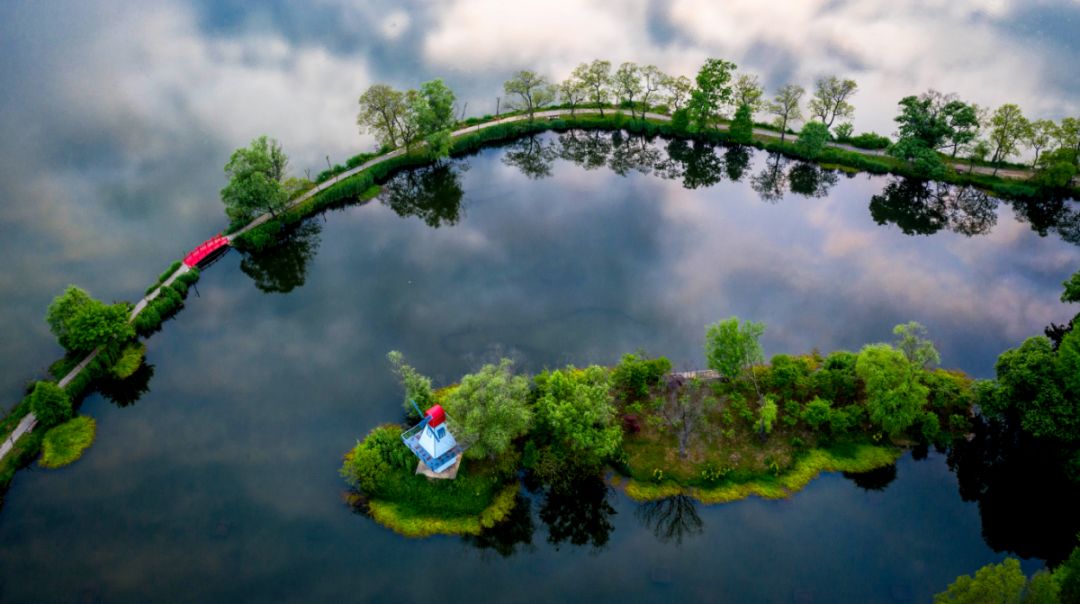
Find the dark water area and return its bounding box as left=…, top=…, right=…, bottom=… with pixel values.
left=1, top=132, right=1078, bottom=602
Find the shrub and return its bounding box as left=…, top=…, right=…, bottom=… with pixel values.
left=767, top=354, right=814, bottom=402
left=848, top=132, right=891, bottom=150
left=782, top=400, right=801, bottom=427
left=612, top=353, right=671, bottom=403
left=29, top=381, right=72, bottom=428
left=339, top=425, right=413, bottom=496
left=802, top=397, right=833, bottom=430
left=40, top=416, right=96, bottom=468
left=157, top=261, right=182, bottom=285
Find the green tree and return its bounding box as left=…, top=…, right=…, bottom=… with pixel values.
left=640, top=65, right=667, bottom=115
left=1022, top=571, right=1060, bottom=604
left=46, top=285, right=134, bottom=353
left=1063, top=270, right=1080, bottom=304
left=731, top=73, right=764, bottom=119
left=768, top=84, right=805, bottom=145
left=386, top=351, right=434, bottom=414
left=663, top=74, right=693, bottom=112
left=357, top=84, right=407, bottom=148
left=687, top=58, right=737, bottom=132
left=988, top=103, right=1029, bottom=174
left=795, top=121, right=830, bottom=159
left=558, top=77, right=587, bottom=116
left=1032, top=147, right=1079, bottom=190
left=808, top=76, right=857, bottom=130
left=221, top=136, right=290, bottom=223
left=613, top=62, right=643, bottom=118
left=934, top=558, right=1026, bottom=604
left=573, top=60, right=613, bottom=116
left=504, top=70, right=555, bottom=121
left=1054, top=117, right=1080, bottom=160
left=802, top=397, right=833, bottom=430
left=941, top=98, right=981, bottom=158
left=1024, top=119, right=1057, bottom=168
left=705, top=317, right=765, bottom=380
left=444, top=359, right=532, bottom=460
left=29, top=381, right=73, bottom=428
left=855, top=343, right=928, bottom=437
left=729, top=103, right=754, bottom=144
left=893, top=321, right=941, bottom=369
left=533, top=366, right=621, bottom=473
left=1056, top=544, right=1080, bottom=603
left=412, top=79, right=457, bottom=159
left=988, top=336, right=1078, bottom=442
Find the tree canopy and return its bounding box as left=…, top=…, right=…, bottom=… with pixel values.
left=504, top=70, right=555, bottom=120
left=572, top=60, right=612, bottom=116
left=533, top=365, right=621, bottom=473
left=221, top=136, right=290, bottom=223
left=29, top=381, right=73, bottom=428
left=795, top=121, right=830, bottom=159
left=444, top=359, right=532, bottom=460
left=357, top=84, right=407, bottom=149
left=808, top=76, right=857, bottom=130
left=768, top=84, right=804, bottom=145
left=412, top=79, right=457, bottom=158
left=855, top=343, right=928, bottom=437
left=387, top=350, right=434, bottom=414
left=46, top=285, right=133, bottom=354
left=933, top=557, right=1026, bottom=604
left=687, top=58, right=736, bottom=132
left=705, top=317, right=765, bottom=381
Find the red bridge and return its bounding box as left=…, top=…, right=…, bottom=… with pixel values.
left=183, top=235, right=230, bottom=267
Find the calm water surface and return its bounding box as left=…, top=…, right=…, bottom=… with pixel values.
left=0, top=133, right=1077, bottom=602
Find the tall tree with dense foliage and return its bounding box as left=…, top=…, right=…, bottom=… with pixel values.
left=533, top=366, right=621, bottom=475
left=411, top=78, right=457, bottom=158
left=808, top=76, right=858, bottom=130
left=687, top=58, right=737, bottom=132
left=768, top=84, right=805, bottom=145
left=46, top=285, right=134, bottom=354
left=29, top=381, right=73, bottom=428
left=795, top=121, right=830, bottom=159
left=443, top=359, right=532, bottom=460
left=357, top=84, right=407, bottom=149
left=855, top=343, right=928, bottom=437
left=613, top=62, right=643, bottom=118
left=982, top=334, right=1079, bottom=443
left=573, top=60, right=613, bottom=116
left=221, top=136, right=290, bottom=222
left=988, top=103, right=1029, bottom=174
left=504, top=70, right=555, bottom=121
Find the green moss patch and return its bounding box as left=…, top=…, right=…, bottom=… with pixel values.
left=39, top=416, right=96, bottom=469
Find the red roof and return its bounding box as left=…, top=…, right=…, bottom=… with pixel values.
left=425, top=404, right=445, bottom=427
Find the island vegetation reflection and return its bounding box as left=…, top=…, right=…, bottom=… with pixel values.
left=111, top=130, right=1079, bottom=562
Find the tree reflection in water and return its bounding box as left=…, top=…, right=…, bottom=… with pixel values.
left=557, top=130, right=611, bottom=171
left=788, top=162, right=839, bottom=199
left=948, top=416, right=1080, bottom=565
left=635, top=494, right=704, bottom=546
left=239, top=219, right=322, bottom=294
left=842, top=464, right=898, bottom=491
left=539, top=477, right=617, bottom=550
left=608, top=130, right=662, bottom=177
left=502, top=134, right=557, bottom=180
left=461, top=494, right=535, bottom=559
left=724, top=145, right=751, bottom=182
left=96, top=362, right=154, bottom=407
left=869, top=177, right=997, bottom=236
left=751, top=152, right=789, bottom=203
left=382, top=161, right=466, bottom=228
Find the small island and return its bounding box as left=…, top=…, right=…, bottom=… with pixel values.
left=342, top=269, right=1080, bottom=539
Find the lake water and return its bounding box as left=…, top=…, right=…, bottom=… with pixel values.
left=1, top=132, right=1077, bottom=602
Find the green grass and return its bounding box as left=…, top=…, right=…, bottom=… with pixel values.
left=367, top=484, right=518, bottom=537
left=111, top=343, right=145, bottom=379
left=622, top=443, right=900, bottom=503
left=39, top=416, right=96, bottom=469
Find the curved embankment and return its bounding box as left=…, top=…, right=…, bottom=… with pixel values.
left=0, top=106, right=1043, bottom=466
left=615, top=444, right=902, bottom=504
